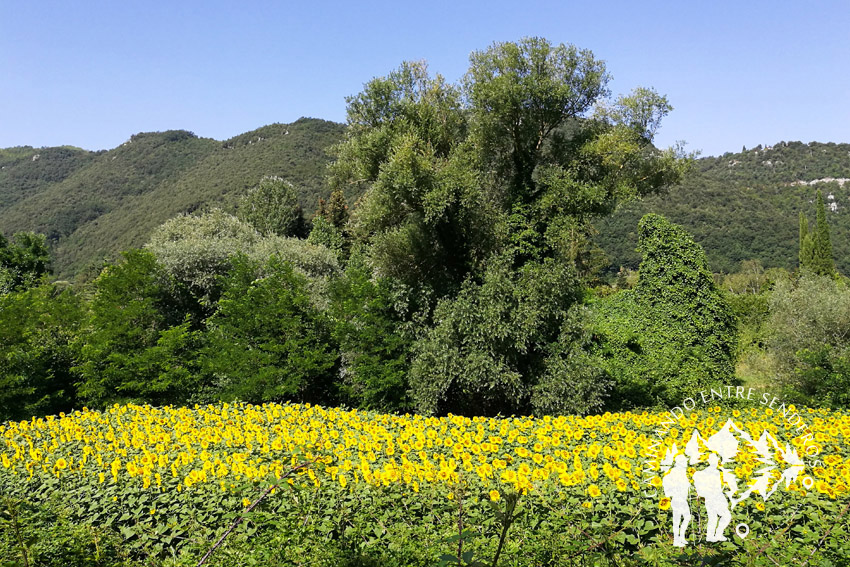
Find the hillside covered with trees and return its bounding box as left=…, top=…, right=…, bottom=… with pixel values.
left=0, top=119, right=344, bottom=278
left=4, top=115, right=849, bottom=282
left=598, top=141, right=850, bottom=274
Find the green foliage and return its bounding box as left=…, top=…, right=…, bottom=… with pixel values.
left=145, top=209, right=264, bottom=305
left=0, top=119, right=344, bottom=279
left=333, top=60, right=489, bottom=305
left=238, top=175, right=308, bottom=238
left=798, top=190, right=835, bottom=276
left=466, top=38, right=606, bottom=203
left=466, top=38, right=687, bottom=216
left=307, top=215, right=346, bottom=260
left=74, top=249, right=204, bottom=407
left=592, top=214, right=738, bottom=408
left=334, top=38, right=687, bottom=416
left=767, top=274, right=850, bottom=406
left=409, top=255, right=607, bottom=416
left=1, top=496, right=135, bottom=567
left=812, top=189, right=835, bottom=275
left=328, top=256, right=411, bottom=411
left=798, top=211, right=814, bottom=271
left=597, top=141, right=850, bottom=275
left=0, top=232, right=50, bottom=293
left=316, top=188, right=350, bottom=229
left=0, top=283, right=83, bottom=422
left=202, top=256, right=339, bottom=404
left=0, top=146, right=94, bottom=209
left=146, top=210, right=340, bottom=308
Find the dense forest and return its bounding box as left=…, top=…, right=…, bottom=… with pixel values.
left=599, top=141, right=850, bottom=274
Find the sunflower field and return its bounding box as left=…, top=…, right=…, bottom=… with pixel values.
left=2, top=402, right=849, bottom=566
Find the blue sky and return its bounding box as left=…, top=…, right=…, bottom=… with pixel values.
left=2, top=0, right=848, bottom=157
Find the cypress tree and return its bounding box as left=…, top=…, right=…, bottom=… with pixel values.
left=315, top=197, right=328, bottom=219
left=812, top=189, right=835, bottom=275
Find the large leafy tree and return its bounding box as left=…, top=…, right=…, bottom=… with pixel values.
left=202, top=256, right=339, bottom=405
left=330, top=60, right=490, bottom=307
left=333, top=38, right=687, bottom=415
left=74, top=249, right=203, bottom=407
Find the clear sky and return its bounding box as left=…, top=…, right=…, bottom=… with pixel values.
left=2, top=0, right=848, bottom=157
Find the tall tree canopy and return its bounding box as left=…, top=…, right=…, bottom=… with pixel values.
left=332, top=38, right=688, bottom=304
left=331, top=37, right=690, bottom=415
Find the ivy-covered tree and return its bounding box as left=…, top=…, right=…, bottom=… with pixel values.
left=592, top=214, right=737, bottom=408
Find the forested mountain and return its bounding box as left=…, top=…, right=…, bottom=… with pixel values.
left=0, top=118, right=344, bottom=277
left=598, top=141, right=850, bottom=274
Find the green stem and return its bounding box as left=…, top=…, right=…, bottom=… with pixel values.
left=491, top=499, right=516, bottom=567
left=457, top=491, right=464, bottom=564
left=6, top=498, right=30, bottom=567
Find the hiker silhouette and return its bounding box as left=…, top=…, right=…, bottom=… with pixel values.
left=692, top=453, right=733, bottom=542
